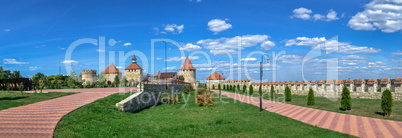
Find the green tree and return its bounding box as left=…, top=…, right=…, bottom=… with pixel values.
left=381, top=89, right=393, bottom=116
left=237, top=84, right=240, bottom=92
left=212, top=85, right=215, bottom=90
left=307, top=88, right=315, bottom=106
left=249, top=85, right=254, bottom=95
left=6, top=83, right=10, bottom=92
left=113, top=75, right=120, bottom=87
left=11, top=71, right=22, bottom=79
left=242, top=85, right=247, bottom=94
left=340, top=87, right=352, bottom=111
left=223, top=84, right=226, bottom=90
left=18, top=82, right=24, bottom=95
left=270, top=85, right=275, bottom=100
left=218, top=83, right=221, bottom=90
left=285, top=86, right=292, bottom=102
left=32, top=72, right=46, bottom=83
left=258, top=85, right=262, bottom=96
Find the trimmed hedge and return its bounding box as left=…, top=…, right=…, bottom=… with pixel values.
left=285, top=86, right=292, bottom=102
left=307, top=88, right=315, bottom=106
left=341, top=87, right=352, bottom=111
left=381, top=89, right=393, bottom=116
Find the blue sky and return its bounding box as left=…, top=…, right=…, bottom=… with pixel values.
left=1, top=0, right=402, bottom=82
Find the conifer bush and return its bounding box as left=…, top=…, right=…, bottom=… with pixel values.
left=242, top=85, right=247, bottom=94
left=218, top=84, right=221, bottom=91
left=270, top=85, right=275, bottom=100
left=340, top=87, right=352, bottom=111
left=212, top=85, right=215, bottom=90
left=249, top=85, right=254, bottom=95
left=237, top=84, right=240, bottom=92
left=285, top=86, right=292, bottom=102
left=381, top=89, right=393, bottom=116
left=307, top=88, right=315, bottom=106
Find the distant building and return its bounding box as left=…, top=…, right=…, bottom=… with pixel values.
left=101, top=64, right=122, bottom=84
left=124, top=55, right=143, bottom=83
left=81, top=70, right=97, bottom=85
left=179, top=57, right=196, bottom=84
left=206, top=72, right=225, bottom=89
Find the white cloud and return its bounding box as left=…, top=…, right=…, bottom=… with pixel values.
left=3, top=59, right=28, bottom=64
left=342, top=55, right=369, bottom=60
left=278, top=55, right=303, bottom=64
left=91, top=43, right=98, bottom=46
left=180, top=43, right=202, bottom=51
left=164, top=24, right=184, bottom=34
left=292, top=7, right=339, bottom=22
left=61, top=60, right=78, bottom=64
left=4, top=29, right=10, bottom=32
left=260, top=41, right=275, bottom=50
left=240, top=58, right=257, bottom=61
left=29, top=66, right=42, bottom=71
left=197, top=34, right=273, bottom=55
left=208, top=19, right=232, bottom=34
left=164, top=66, right=179, bottom=71
left=35, top=44, right=46, bottom=48
left=96, top=49, right=105, bottom=52
left=392, top=50, right=402, bottom=55
left=123, top=42, right=132, bottom=46
left=116, top=66, right=123, bottom=69
left=348, top=0, right=402, bottom=33
left=292, top=7, right=313, bottom=20
left=189, top=0, right=202, bottom=2
left=156, top=57, right=163, bottom=60
left=165, top=56, right=200, bottom=62
left=284, top=37, right=381, bottom=54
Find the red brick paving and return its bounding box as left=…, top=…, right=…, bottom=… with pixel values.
left=213, top=90, right=402, bottom=138
left=0, top=87, right=136, bottom=138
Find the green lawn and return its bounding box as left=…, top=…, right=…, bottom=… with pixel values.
left=222, top=89, right=402, bottom=121
left=55, top=91, right=354, bottom=137
left=0, top=91, right=76, bottom=110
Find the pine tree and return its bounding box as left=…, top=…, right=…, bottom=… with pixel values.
left=237, top=84, right=240, bottom=92
left=270, top=85, right=275, bottom=100
left=223, top=84, right=226, bottom=90
left=307, top=88, right=315, bottom=106
left=341, top=86, right=352, bottom=110
left=285, top=86, right=292, bottom=102
left=212, top=85, right=215, bottom=90
left=242, top=85, right=247, bottom=94
left=258, top=85, right=262, bottom=96
left=249, top=85, right=254, bottom=95
left=381, top=89, right=393, bottom=116
left=218, top=84, right=221, bottom=91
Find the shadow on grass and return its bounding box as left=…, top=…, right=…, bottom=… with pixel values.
left=375, top=111, right=385, bottom=116
left=0, top=96, right=29, bottom=100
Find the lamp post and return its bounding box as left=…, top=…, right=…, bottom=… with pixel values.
left=162, top=40, right=168, bottom=90
left=260, top=54, right=270, bottom=112
left=219, top=72, right=224, bottom=99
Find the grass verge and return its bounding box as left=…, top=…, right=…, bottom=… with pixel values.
left=221, top=89, right=402, bottom=121
left=0, top=91, right=76, bottom=110
left=55, top=91, right=354, bottom=137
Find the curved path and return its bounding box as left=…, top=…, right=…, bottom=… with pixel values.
left=0, top=87, right=136, bottom=138
left=213, top=90, right=402, bottom=138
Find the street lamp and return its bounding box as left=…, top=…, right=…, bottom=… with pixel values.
left=162, top=40, right=168, bottom=90
left=219, top=72, right=224, bottom=99
left=260, top=54, right=270, bottom=112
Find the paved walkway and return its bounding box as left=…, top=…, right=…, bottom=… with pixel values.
left=212, top=90, right=402, bottom=138
left=0, top=87, right=136, bottom=138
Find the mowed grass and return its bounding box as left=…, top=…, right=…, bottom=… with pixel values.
left=277, top=94, right=402, bottom=121
left=224, top=89, right=402, bottom=121
left=55, top=92, right=354, bottom=137
left=0, top=91, right=76, bottom=110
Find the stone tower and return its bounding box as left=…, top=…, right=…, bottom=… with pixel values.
left=101, top=64, right=121, bottom=84
left=124, top=55, right=143, bottom=83
left=81, top=70, right=97, bottom=85
left=179, top=57, right=196, bottom=84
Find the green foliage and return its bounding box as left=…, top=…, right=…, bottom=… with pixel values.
left=113, top=75, right=120, bottom=87
left=381, top=89, right=393, bottom=116
left=232, top=85, right=236, bottom=92
left=223, top=84, right=226, bottom=90
left=183, top=85, right=194, bottom=94
left=237, top=84, right=240, bottom=92
left=341, top=87, right=352, bottom=111
left=270, top=85, right=275, bottom=100
left=6, top=83, right=10, bottom=92
left=212, top=85, right=215, bottom=90
left=307, top=88, right=315, bottom=106
left=18, top=82, right=24, bottom=95
left=218, top=84, right=221, bottom=90
left=258, top=85, right=262, bottom=95
left=249, top=85, right=254, bottom=95
left=242, top=85, right=247, bottom=94
left=285, top=86, right=292, bottom=102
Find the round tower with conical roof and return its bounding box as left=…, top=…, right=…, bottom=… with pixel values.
left=179, top=57, right=196, bottom=84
